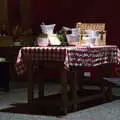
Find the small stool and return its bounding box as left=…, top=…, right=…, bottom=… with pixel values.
left=0, top=57, right=10, bottom=92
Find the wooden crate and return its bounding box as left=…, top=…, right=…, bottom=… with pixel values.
left=76, top=23, right=106, bottom=46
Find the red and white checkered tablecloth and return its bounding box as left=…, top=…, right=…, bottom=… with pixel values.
left=16, top=46, right=69, bottom=75
left=16, top=45, right=120, bottom=75
left=65, top=45, right=120, bottom=68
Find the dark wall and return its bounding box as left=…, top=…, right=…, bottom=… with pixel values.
left=8, top=0, right=21, bottom=26
left=31, top=0, right=110, bottom=25
left=7, top=0, right=21, bottom=34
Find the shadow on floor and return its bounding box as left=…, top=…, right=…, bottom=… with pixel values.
left=0, top=98, right=116, bottom=116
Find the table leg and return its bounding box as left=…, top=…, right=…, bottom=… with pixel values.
left=61, top=69, right=68, bottom=114
left=77, top=69, right=84, bottom=92
left=72, top=71, right=78, bottom=110
left=69, top=71, right=78, bottom=111
left=38, top=73, right=44, bottom=99
left=34, top=64, right=44, bottom=99
left=27, top=62, right=34, bottom=104
left=106, top=83, right=113, bottom=101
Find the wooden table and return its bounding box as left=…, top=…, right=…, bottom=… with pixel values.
left=15, top=45, right=120, bottom=114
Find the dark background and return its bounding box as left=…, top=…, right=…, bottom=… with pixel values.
left=7, top=0, right=120, bottom=46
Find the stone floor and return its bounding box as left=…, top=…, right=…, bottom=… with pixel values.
left=0, top=81, right=120, bottom=120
